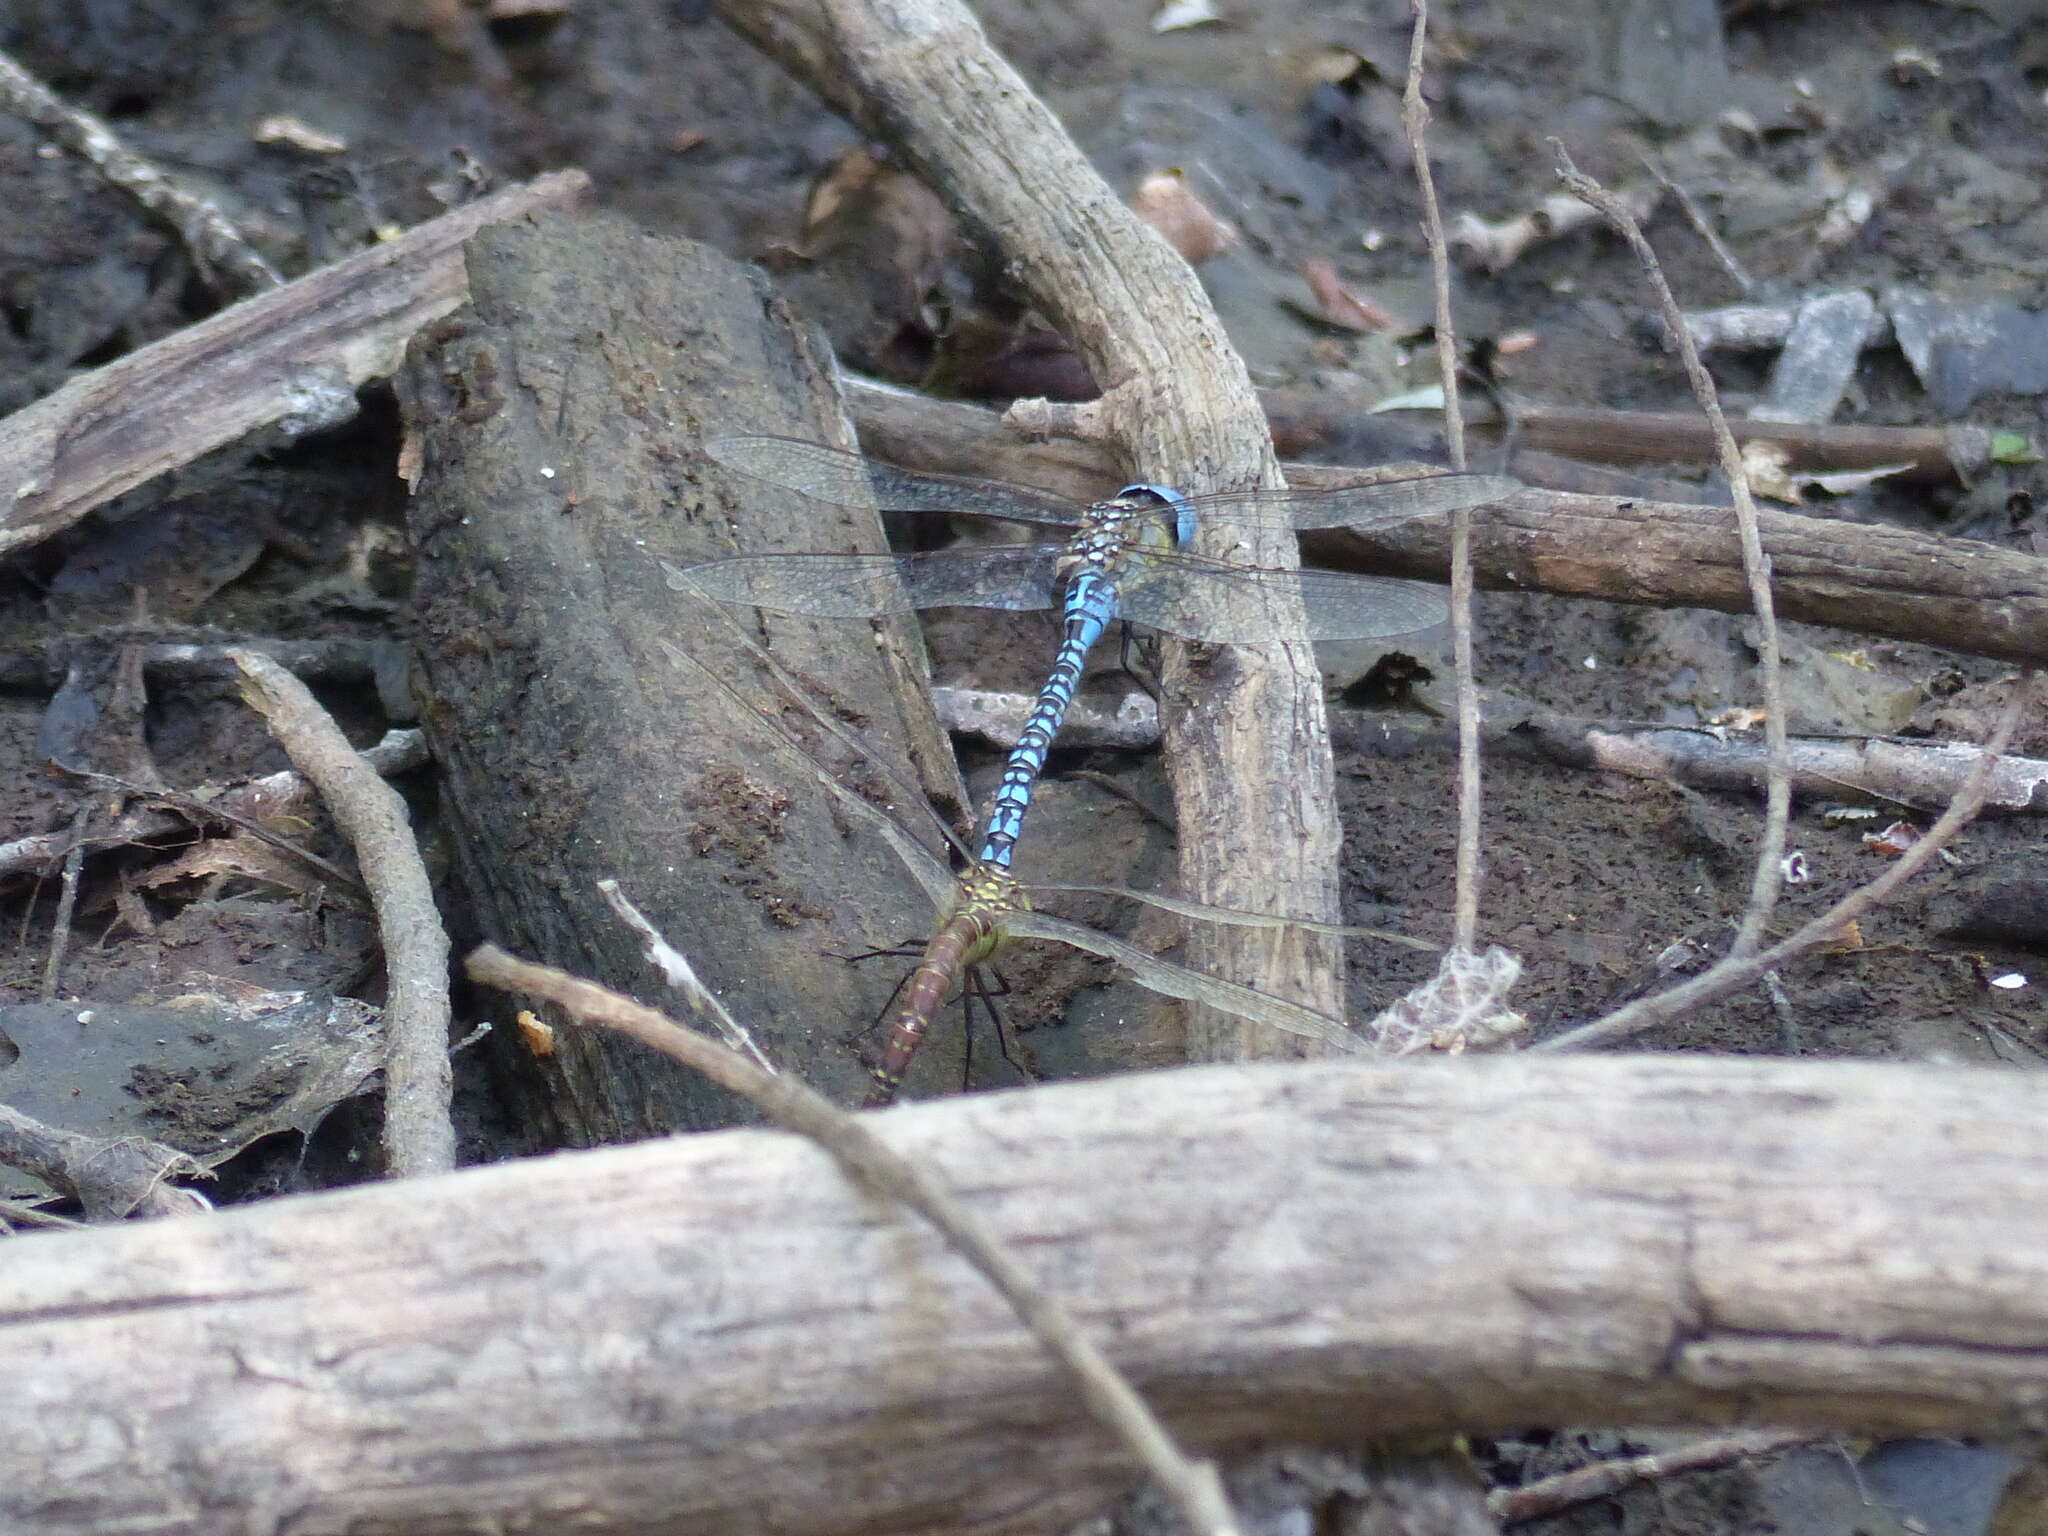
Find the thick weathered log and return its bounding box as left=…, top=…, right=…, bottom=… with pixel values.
left=396, top=213, right=965, bottom=1138
left=3, top=1056, right=2047, bottom=1535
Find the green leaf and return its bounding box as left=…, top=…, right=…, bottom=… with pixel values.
left=1990, top=431, right=2041, bottom=465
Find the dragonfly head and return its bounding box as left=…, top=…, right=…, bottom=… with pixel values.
left=1110, top=484, right=1197, bottom=547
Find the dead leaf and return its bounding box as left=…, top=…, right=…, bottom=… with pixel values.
left=1131, top=171, right=1238, bottom=265
left=1302, top=257, right=1396, bottom=331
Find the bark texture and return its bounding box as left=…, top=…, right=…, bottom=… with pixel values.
left=4, top=1057, right=2048, bottom=1534
left=397, top=212, right=964, bottom=1137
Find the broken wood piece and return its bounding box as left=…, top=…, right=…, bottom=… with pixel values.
left=1754, top=289, right=1879, bottom=425
left=1680, top=298, right=1893, bottom=354
left=7, top=1057, right=2048, bottom=1533
left=1501, top=402, right=1986, bottom=486
left=0, top=1101, right=208, bottom=1221
left=1500, top=713, right=2048, bottom=813
left=0, top=168, right=590, bottom=559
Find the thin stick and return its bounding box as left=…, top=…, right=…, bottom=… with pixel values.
left=40, top=808, right=89, bottom=999
left=1403, top=0, right=1484, bottom=953
left=232, top=652, right=454, bottom=1177
left=1555, top=144, right=1790, bottom=961
left=595, top=879, right=779, bottom=1074
left=1537, top=674, right=2035, bottom=1053
left=1646, top=159, right=1755, bottom=298
left=0, top=46, right=280, bottom=297
left=1489, top=1428, right=1816, bottom=1525
left=465, top=942, right=1243, bottom=1536
left=0, top=729, right=428, bottom=881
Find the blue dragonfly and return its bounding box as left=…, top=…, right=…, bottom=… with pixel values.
left=672, top=436, right=1518, bottom=871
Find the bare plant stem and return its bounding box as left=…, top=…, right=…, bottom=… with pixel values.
left=1404, top=0, right=1485, bottom=955
left=465, top=942, right=1244, bottom=1536
left=1554, top=145, right=1790, bottom=961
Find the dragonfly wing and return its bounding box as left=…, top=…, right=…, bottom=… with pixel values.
left=1177, top=473, right=1519, bottom=533
left=1027, top=884, right=1435, bottom=950
left=1282, top=472, right=1521, bottom=530
left=1118, top=565, right=1447, bottom=643
left=666, top=546, right=1062, bottom=617
left=1007, top=911, right=1366, bottom=1053
left=655, top=637, right=958, bottom=911
left=706, top=436, right=1083, bottom=526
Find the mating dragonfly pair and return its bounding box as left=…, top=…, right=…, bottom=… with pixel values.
left=673, top=435, right=1519, bottom=874
left=670, top=436, right=1517, bottom=1102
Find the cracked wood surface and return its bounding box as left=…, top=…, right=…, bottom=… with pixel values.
left=3, top=1056, right=2047, bottom=1534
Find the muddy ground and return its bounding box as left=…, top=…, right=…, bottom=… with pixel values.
left=2, top=0, right=2046, bottom=1531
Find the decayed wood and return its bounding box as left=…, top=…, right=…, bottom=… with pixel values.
left=397, top=212, right=965, bottom=1137
left=848, top=384, right=2048, bottom=667
left=6, top=1056, right=2048, bottom=1535
left=719, top=0, right=1350, bottom=1068
left=0, top=169, right=590, bottom=558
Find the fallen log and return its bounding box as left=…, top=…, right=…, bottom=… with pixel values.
left=850, top=384, right=2048, bottom=668
left=4, top=1055, right=2047, bottom=1534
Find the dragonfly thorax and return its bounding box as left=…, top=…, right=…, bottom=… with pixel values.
left=1053, top=499, right=1178, bottom=589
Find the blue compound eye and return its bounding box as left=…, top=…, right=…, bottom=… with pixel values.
left=1116, top=483, right=1196, bottom=546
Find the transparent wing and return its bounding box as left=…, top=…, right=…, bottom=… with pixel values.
left=706, top=436, right=1084, bottom=527
left=666, top=546, right=1062, bottom=618
left=1118, top=561, right=1448, bottom=643
left=1026, top=884, right=1434, bottom=950
left=655, top=636, right=960, bottom=909
left=1185, top=472, right=1521, bottom=532
left=1007, top=910, right=1366, bottom=1053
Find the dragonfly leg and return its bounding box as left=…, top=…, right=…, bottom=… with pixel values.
left=963, top=965, right=1038, bottom=1089
left=828, top=940, right=926, bottom=964
left=838, top=957, right=920, bottom=1057
left=1115, top=621, right=1164, bottom=709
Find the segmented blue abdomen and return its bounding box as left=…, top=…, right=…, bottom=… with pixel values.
left=975, top=568, right=1121, bottom=869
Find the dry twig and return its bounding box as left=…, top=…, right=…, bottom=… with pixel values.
left=465, top=943, right=1243, bottom=1536
left=1556, top=146, right=1791, bottom=961
left=39, top=807, right=89, bottom=1000
left=0, top=729, right=426, bottom=880
left=232, top=653, right=453, bottom=1177
left=1490, top=1429, right=1817, bottom=1525
left=1402, top=0, right=1485, bottom=954
left=0, top=45, right=280, bottom=296
left=595, top=879, right=778, bottom=1073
